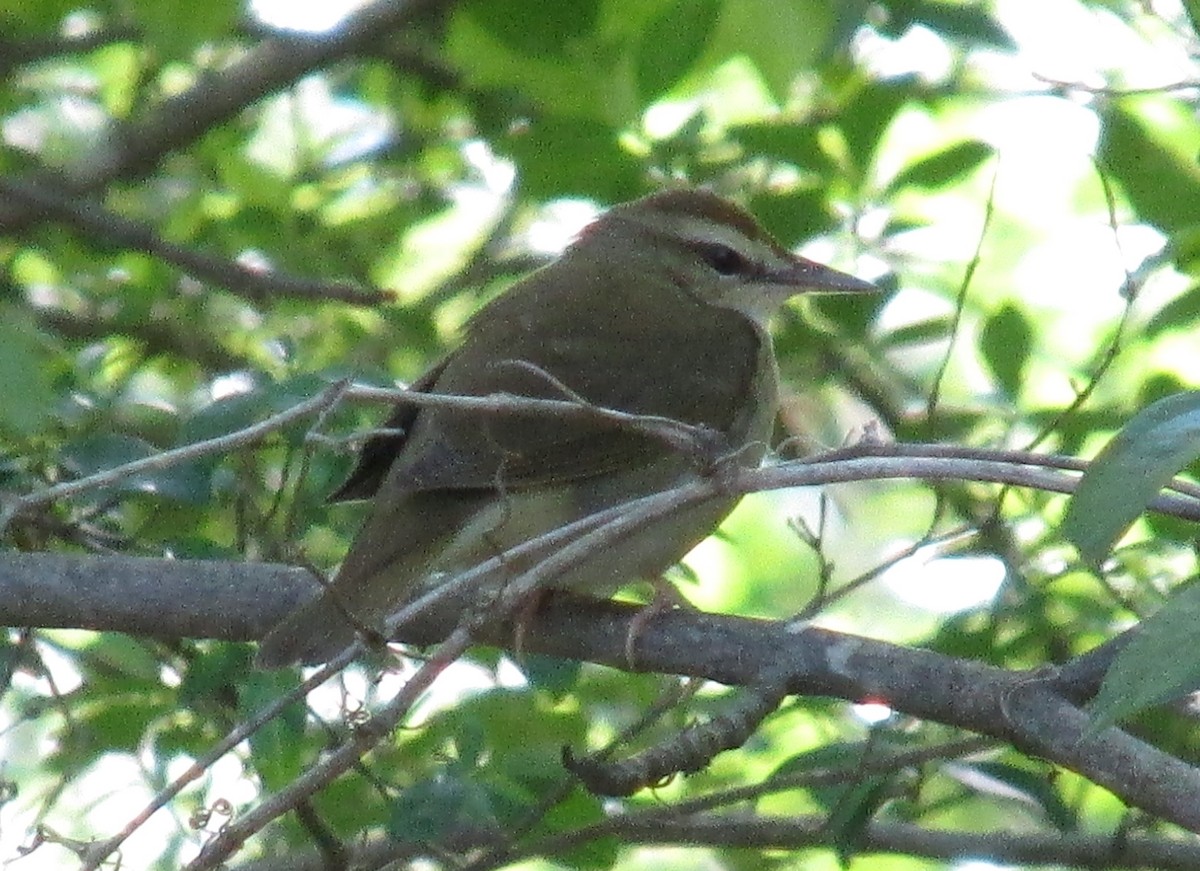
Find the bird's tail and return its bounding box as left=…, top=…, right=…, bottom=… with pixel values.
left=253, top=590, right=379, bottom=668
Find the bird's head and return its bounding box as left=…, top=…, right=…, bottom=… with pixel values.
left=571, top=188, right=878, bottom=323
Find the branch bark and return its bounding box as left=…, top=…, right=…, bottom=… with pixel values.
left=5, top=550, right=1200, bottom=835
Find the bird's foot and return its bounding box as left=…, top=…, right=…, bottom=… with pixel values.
left=624, top=579, right=693, bottom=670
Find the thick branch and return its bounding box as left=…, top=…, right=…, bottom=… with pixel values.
left=232, top=818, right=1200, bottom=871
left=5, top=552, right=1200, bottom=833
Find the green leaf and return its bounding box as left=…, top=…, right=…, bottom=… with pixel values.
left=839, top=77, right=920, bottom=176
left=884, top=0, right=1015, bottom=50
left=1182, top=0, right=1200, bottom=40
left=518, top=653, right=582, bottom=696
left=388, top=772, right=497, bottom=844
left=241, top=669, right=308, bottom=792
left=887, top=140, right=994, bottom=191
left=0, top=315, right=56, bottom=437
left=131, top=0, right=238, bottom=59
left=1098, top=101, right=1200, bottom=234
left=448, top=1, right=627, bottom=123
left=1062, top=391, right=1200, bottom=566
left=705, top=0, right=833, bottom=100
left=732, top=121, right=833, bottom=175
left=466, top=0, right=601, bottom=58
left=747, top=188, right=837, bottom=244
left=61, top=432, right=213, bottom=504
left=538, top=789, right=615, bottom=869
left=825, top=776, right=892, bottom=865
left=1090, top=580, right=1200, bottom=729
left=979, top=303, right=1031, bottom=396
left=1144, top=283, right=1200, bottom=337
left=504, top=117, right=642, bottom=202
left=878, top=315, right=953, bottom=348
left=636, top=0, right=721, bottom=101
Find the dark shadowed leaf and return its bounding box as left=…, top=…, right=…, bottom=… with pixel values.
left=980, top=303, right=1032, bottom=396
left=636, top=0, right=722, bottom=101
left=465, top=0, right=601, bottom=57
left=888, top=140, right=994, bottom=191
left=1145, top=283, right=1200, bottom=337
left=388, top=772, right=498, bottom=844
left=1098, top=101, right=1200, bottom=234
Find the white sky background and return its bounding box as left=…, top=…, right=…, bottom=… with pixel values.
left=5, top=1, right=1200, bottom=868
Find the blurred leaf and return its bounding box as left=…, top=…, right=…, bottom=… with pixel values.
left=76, top=696, right=168, bottom=754
left=388, top=771, right=498, bottom=844
left=518, top=653, right=582, bottom=696
left=465, top=0, right=600, bottom=58
left=1182, top=0, right=1200, bottom=40
left=130, top=0, right=238, bottom=59
left=0, top=0, right=84, bottom=31
left=732, top=121, right=834, bottom=175
left=180, top=644, right=248, bottom=705
left=241, top=669, right=307, bottom=792
left=1098, top=100, right=1200, bottom=234
left=1090, top=579, right=1200, bottom=729
left=979, top=303, right=1031, bottom=396
left=447, top=5, right=629, bottom=122
left=636, top=0, right=721, bottom=101
left=538, top=788, right=615, bottom=869
left=882, top=0, right=1015, bottom=49
left=839, top=76, right=920, bottom=177
left=706, top=0, right=834, bottom=100
left=747, top=188, right=837, bottom=244
left=826, top=776, right=892, bottom=864
left=0, top=315, right=56, bottom=437
left=61, top=432, right=211, bottom=502
left=916, top=0, right=1012, bottom=47
left=878, top=315, right=952, bottom=348
left=1144, top=283, right=1200, bottom=337
left=887, top=140, right=994, bottom=191
left=504, top=117, right=642, bottom=201
left=1062, top=391, right=1200, bottom=565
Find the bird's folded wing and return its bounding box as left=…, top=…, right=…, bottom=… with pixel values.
left=327, top=359, right=449, bottom=502
left=337, top=299, right=765, bottom=497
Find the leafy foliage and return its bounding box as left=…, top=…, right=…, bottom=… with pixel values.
left=3, top=0, right=1200, bottom=869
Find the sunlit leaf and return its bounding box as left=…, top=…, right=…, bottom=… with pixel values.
left=1090, top=581, right=1200, bottom=729
left=1062, top=391, right=1200, bottom=565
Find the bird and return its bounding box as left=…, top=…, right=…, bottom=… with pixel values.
left=255, top=188, right=878, bottom=668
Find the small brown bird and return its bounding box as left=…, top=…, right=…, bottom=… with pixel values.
left=255, top=188, right=877, bottom=668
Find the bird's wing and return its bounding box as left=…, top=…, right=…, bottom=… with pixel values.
left=350, top=284, right=766, bottom=496
left=328, top=359, right=449, bottom=502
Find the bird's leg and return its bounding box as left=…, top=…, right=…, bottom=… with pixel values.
left=624, top=576, right=695, bottom=670
left=511, top=589, right=549, bottom=662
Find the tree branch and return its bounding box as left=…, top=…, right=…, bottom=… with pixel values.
left=0, top=178, right=391, bottom=305
left=6, top=551, right=1200, bottom=835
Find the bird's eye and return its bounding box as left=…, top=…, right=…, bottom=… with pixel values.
left=699, top=243, right=745, bottom=276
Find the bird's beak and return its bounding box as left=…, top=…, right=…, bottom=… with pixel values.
left=769, top=256, right=879, bottom=294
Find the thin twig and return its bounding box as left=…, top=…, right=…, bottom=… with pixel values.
left=185, top=626, right=475, bottom=870
left=78, top=651, right=357, bottom=870
left=925, top=165, right=998, bottom=429
left=1, top=380, right=353, bottom=535
left=0, top=178, right=390, bottom=305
